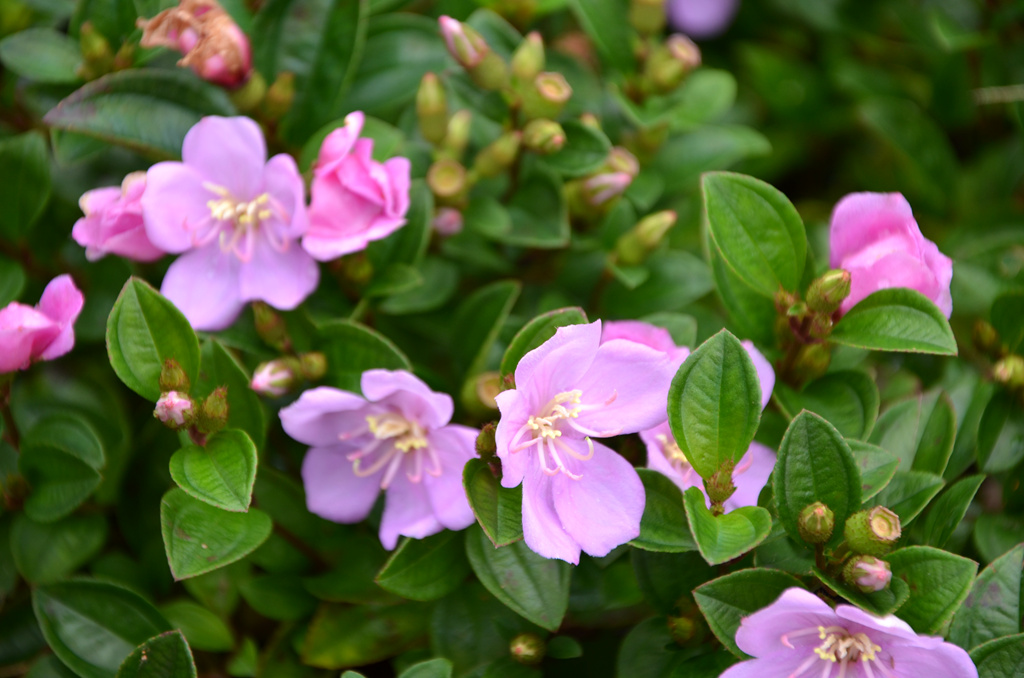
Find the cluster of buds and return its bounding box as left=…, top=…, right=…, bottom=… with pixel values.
left=775, top=269, right=853, bottom=383
left=439, top=16, right=508, bottom=91
left=250, top=352, right=327, bottom=397
left=153, top=359, right=229, bottom=437
left=138, top=0, right=252, bottom=88
left=837, top=506, right=901, bottom=593
left=642, top=34, right=701, bottom=95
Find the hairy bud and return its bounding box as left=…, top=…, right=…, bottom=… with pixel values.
left=806, top=269, right=853, bottom=314
left=845, top=507, right=902, bottom=557
left=704, top=460, right=736, bottom=509
left=972, top=320, right=1002, bottom=358
left=797, top=502, right=835, bottom=544
left=196, top=386, right=229, bottom=434
left=522, top=119, right=566, bottom=155
left=994, top=355, right=1024, bottom=390
left=616, top=210, right=677, bottom=266
left=521, top=72, right=572, bottom=120
left=509, top=633, right=545, bottom=665
left=159, top=358, right=191, bottom=393
left=438, top=16, right=508, bottom=91
left=298, top=352, right=327, bottom=381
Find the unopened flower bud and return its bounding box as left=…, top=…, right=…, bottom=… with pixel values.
left=252, top=301, right=290, bottom=351
left=972, top=320, right=1002, bottom=358
left=432, top=207, right=463, bottom=236
left=521, top=72, right=572, bottom=120
left=159, top=358, right=191, bottom=393
left=522, top=119, right=566, bottom=155
left=473, top=131, right=521, bottom=178
left=995, top=355, right=1024, bottom=390
left=155, top=391, right=194, bottom=429
left=427, top=158, right=468, bottom=200
left=461, top=371, right=501, bottom=417
left=797, top=502, right=835, bottom=544
left=582, top=172, right=632, bottom=207
left=251, top=359, right=297, bottom=397
left=845, top=507, right=902, bottom=557
left=668, top=34, right=701, bottom=70
left=78, top=21, right=114, bottom=79
left=605, top=146, right=640, bottom=177
left=263, top=71, right=295, bottom=121
left=298, top=352, right=327, bottom=381
left=630, top=0, right=666, bottom=36
left=509, top=633, right=545, bottom=665
left=196, top=386, right=229, bottom=434
left=807, top=269, right=852, bottom=314
left=229, top=70, right=266, bottom=112
left=792, top=342, right=831, bottom=381
left=443, top=109, right=472, bottom=159
left=579, top=113, right=601, bottom=130
left=704, top=460, right=736, bottom=510
left=843, top=555, right=892, bottom=593
left=438, top=16, right=508, bottom=91
left=616, top=210, right=677, bottom=266
left=808, top=313, right=833, bottom=340
left=476, top=422, right=497, bottom=462
left=511, top=32, right=545, bottom=82
left=417, top=73, right=448, bottom=146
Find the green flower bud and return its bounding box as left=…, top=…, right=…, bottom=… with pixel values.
left=972, top=320, right=1002, bottom=357
left=792, top=342, right=832, bottom=381
left=521, top=72, right=572, bottom=120
left=806, top=269, right=852, bottom=314
left=808, top=313, right=833, bottom=340
left=252, top=301, right=290, bottom=351
left=522, top=119, right=566, bottom=155
left=159, top=358, right=191, bottom=393
left=263, top=71, right=295, bottom=121
left=229, top=70, right=267, bottom=113
left=511, top=31, right=545, bottom=82
left=417, top=72, right=448, bottom=146
left=509, top=633, right=545, bottom=665
left=797, top=502, right=835, bottom=544
left=79, top=21, right=114, bottom=73
left=299, top=352, right=327, bottom=381
left=196, top=386, right=229, bottom=435
left=604, top=146, right=640, bottom=177
left=476, top=421, right=497, bottom=462
left=615, top=210, right=677, bottom=266
left=845, top=507, right=902, bottom=557
left=994, top=355, right=1024, bottom=390
left=704, top=460, right=736, bottom=510
left=843, top=555, right=892, bottom=593
left=644, top=34, right=701, bottom=94
left=473, top=131, right=522, bottom=178
left=427, top=158, right=468, bottom=199
left=629, top=0, right=666, bottom=36
left=460, top=371, right=501, bottom=417
left=443, top=109, right=473, bottom=159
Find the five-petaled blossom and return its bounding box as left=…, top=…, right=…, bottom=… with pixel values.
left=142, top=116, right=318, bottom=331
left=721, top=588, right=977, bottom=678
left=73, top=172, right=164, bottom=262
left=279, top=370, right=477, bottom=549
left=0, top=275, right=84, bottom=373
left=494, top=321, right=675, bottom=564
left=830, top=192, right=953, bottom=318
left=302, top=111, right=411, bottom=261
left=641, top=339, right=776, bottom=511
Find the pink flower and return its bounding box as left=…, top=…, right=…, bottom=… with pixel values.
left=722, top=588, right=977, bottom=678
left=0, top=275, right=84, bottom=373
left=279, top=370, right=476, bottom=549
left=666, top=0, right=740, bottom=39
left=73, top=172, right=164, bottom=262
left=600, top=320, right=689, bottom=362
left=494, top=321, right=675, bottom=564
left=302, top=112, right=411, bottom=261
left=142, top=116, right=318, bottom=331
left=830, top=192, right=953, bottom=318
left=155, top=391, right=193, bottom=427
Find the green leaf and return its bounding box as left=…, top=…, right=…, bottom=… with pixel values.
left=655, top=126, right=771, bottom=189
left=12, top=514, right=107, bottom=584
left=462, top=458, right=523, bottom=548
left=20, top=415, right=105, bottom=523
left=694, top=569, right=804, bottom=657
left=452, top=280, right=521, bottom=378
left=465, top=525, right=570, bottom=632
left=991, top=292, right=1024, bottom=354
left=707, top=239, right=776, bottom=346
left=977, top=390, right=1024, bottom=473
left=973, top=514, right=1024, bottom=564
left=683, top=488, right=772, bottom=566
left=847, top=440, right=899, bottom=501
left=364, top=263, right=422, bottom=298
left=44, top=69, right=236, bottom=158
left=603, top=250, right=714, bottom=318
left=169, top=429, right=257, bottom=513
left=376, top=531, right=470, bottom=602
left=106, top=277, right=200, bottom=402
left=0, top=132, right=51, bottom=241
left=812, top=565, right=911, bottom=616
left=0, top=28, right=82, bottom=84
left=116, top=630, right=197, bottom=678
left=501, top=166, right=570, bottom=248
left=630, top=469, right=696, bottom=553
left=196, top=340, right=267, bottom=451
left=910, top=391, right=957, bottom=476
left=567, top=0, right=634, bottom=71
left=668, top=329, right=762, bottom=479
left=301, top=602, right=430, bottom=669
left=543, top=121, right=611, bottom=178
left=239, top=574, right=318, bottom=621
left=631, top=550, right=715, bottom=615
left=158, top=600, right=235, bottom=652
left=753, top=534, right=815, bottom=575
left=887, top=546, right=978, bottom=634
left=616, top=617, right=686, bottom=678
left=774, top=371, right=879, bottom=439
left=317, top=318, right=411, bottom=392
left=921, top=475, right=985, bottom=548
left=830, top=288, right=958, bottom=355
left=33, top=579, right=171, bottom=678
left=702, top=172, right=806, bottom=294
left=398, top=658, right=453, bottom=678
left=869, top=471, right=945, bottom=525
left=0, top=255, right=26, bottom=306
left=379, top=257, right=459, bottom=316
left=669, top=69, right=738, bottom=131
left=970, top=633, right=1024, bottom=678
left=160, top=488, right=272, bottom=580
left=949, top=544, right=1023, bottom=650
left=773, top=411, right=861, bottom=546
left=499, top=307, right=588, bottom=379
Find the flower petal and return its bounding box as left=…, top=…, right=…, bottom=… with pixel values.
left=142, top=162, right=213, bottom=253
left=521, top=460, right=581, bottom=564
left=885, top=642, right=978, bottom=678
left=35, top=275, right=83, bottom=361
left=423, top=424, right=477, bottom=530
left=182, top=116, right=266, bottom=199
left=237, top=237, right=319, bottom=311
left=301, top=445, right=381, bottom=524
left=734, top=588, right=836, bottom=658
left=494, top=388, right=532, bottom=489
left=641, top=422, right=703, bottom=495
left=380, top=471, right=444, bottom=550
left=552, top=440, right=644, bottom=557
left=313, top=112, right=364, bottom=177
left=718, top=652, right=814, bottom=678
left=360, top=369, right=454, bottom=430
left=741, top=341, right=775, bottom=410
left=279, top=386, right=370, bottom=447
left=262, top=152, right=308, bottom=240
left=842, top=250, right=951, bottom=317
left=724, top=442, right=776, bottom=511
left=0, top=304, right=53, bottom=372
left=514, top=321, right=601, bottom=405
left=160, top=244, right=245, bottom=331
left=829, top=192, right=920, bottom=268
left=834, top=605, right=918, bottom=641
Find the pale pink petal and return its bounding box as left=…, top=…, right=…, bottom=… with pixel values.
left=423, top=424, right=477, bottom=530
left=313, top=112, right=364, bottom=177
left=521, top=460, right=581, bottom=564
left=494, top=389, right=531, bottom=489
left=380, top=471, right=444, bottom=549
left=237, top=238, right=319, bottom=311
left=842, top=251, right=949, bottom=317
left=262, top=153, right=308, bottom=240
left=741, top=341, right=774, bottom=410
left=182, top=116, right=266, bottom=199
left=382, top=156, right=411, bottom=218
left=79, top=186, right=121, bottom=214
left=552, top=441, right=644, bottom=557
left=279, top=386, right=370, bottom=447
left=0, top=304, right=53, bottom=372
left=723, top=442, right=775, bottom=511
left=142, top=162, right=215, bottom=253
left=160, top=244, right=245, bottom=331
left=885, top=643, right=978, bottom=678
left=829, top=193, right=920, bottom=268
left=601, top=320, right=678, bottom=354
left=641, top=422, right=704, bottom=495
left=733, top=588, right=834, bottom=658
left=36, top=275, right=83, bottom=360
left=718, top=653, right=812, bottom=678
left=922, top=240, right=954, bottom=317
left=834, top=606, right=918, bottom=642
left=301, top=446, right=382, bottom=523
left=360, top=369, right=454, bottom=430
left=513, top=321, right=602, bottom=402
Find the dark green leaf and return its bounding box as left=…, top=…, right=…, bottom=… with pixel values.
left=500, top=307, right=588, bottom=379
left=603, top=250, right=714, bottom=319
left=655, top=126, right=771, bottom=189
left=973, top=514, right=1024, bottom=564
left=463, top=459, right=524, bottom=548
left=970, top=633, right=1024, bottom=678
left=20, top=415, right=105, bottom=522
left=813, top=565, right=910, bottom=616
left=376, top=531, right=470, bottom=601
left=949, top=544, right=1023, bottom=650
left=830, top=288, right=958, bottom=355
left=991, top=292, right=1024, bottom=354
left=317, top=318, right=411, bottom=392
left=0, top=255, right=26, bottom=306
left=567, top=0, right=634, bottom=71
left=683, top=487, right=772, bottom=566
left=501, top=166, right=570, bottom=249
left=367, top=180, right=433, bottom=269
left=0, top=28, right=82, bottom=84
left=978, top=390, right=1024, bottom=473
left=452, top=280, right=521, bottom=378
left=239, top=574, right=318, bottom=621
left=158, top=600, right=234, bottom=652
left=12, top=513, right=107, bottom=584
left=630, top=469, right=696, bottom=553
left=921, top=475, right=985, bottom=549
left=0, top=132, right=51, bottom=241
left=631, top=550, right=715, bottom=615
left=169, top=429, right=257, bottom=513
left=848, top=440, right=899, bottom=501
left=398, top=658, right=453, bottom=678
left=116, top=630, right=197, bottom=678
left=196, top=340, right=267, bottom=451
left=301, top=602, right=430, bottom=669
left=707, top=240, right=776, bottom=346
left=774, top=371, right=879, bottom=439
left=669, top=70, right=738, bottom=131
left=887, top=545, right=978, bottom=634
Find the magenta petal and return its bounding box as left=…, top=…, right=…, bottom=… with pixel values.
left=734, top=588, right=834, bottom=658
left=423, top=425, right=477, bottom=530
left=380, top=472, right=444, bottom=549
left=382, top=156, right=411, bottom=217
left=279, top=386, right=369, bottom=446
left=160, top=244, right=244, bottom=331
left=360, top=369, right=454, bottom=430
left=36, top=275, right=83, bottom=361
left=724, top=442, right=775, bottom=511
left=741, top=341, right=775, bottom=410
left=142, top=162, right=212, bottom=253
left=182, top=116, right=266, bottom=199
left=552, top=441, right=644, bottom=557
left=886, top=643, right=978, bottom=678
left=521, top=461, right=581, bottom=563
left=843, top=251, right=947, bottom=317
left=829, top=192, right=919, bottom=268
left=314, top=112, right=364, bottom=177
left=0, top=304, right=53, bottom=372
left=237, top=238, right=319, bottom=311
left=301, top=445, right=382, bottom=523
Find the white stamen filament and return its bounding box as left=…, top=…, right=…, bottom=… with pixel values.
left=201, top=182, right=289, bottom=261
left=511, top=389, right=615, bottom=481
left=779, top=625, right=893, bottom=678
left=348, top=412, right=434, bottom=489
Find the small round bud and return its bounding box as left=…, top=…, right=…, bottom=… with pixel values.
left=439, top=16, right=485, bottom=68
left=629, top=0, right=666, bottom=36
left=252, top=301, right=290, bottom=351
left=511, top=32, right=545, bottom=82
left=843, top=555, right=892, bottom=593
left=972, top=320, right=1002, bottom=357
left=522, top=72, right=572, bottom=120
left=667, top=34, right=701, bottom=71
left=845, top=507, right=902, bottom=557
left=476, top=422, right=497, bottom=461
left=806, top=269, right=852, bottom=314
left=427, top=158, right=468, bottom=199
left=196, top=386, right=229, bottom=434
left=251, top=360, right=297, bottom=397
left=994, top=355, right=1024, bottom=390
left=443, top=109, right=472, bottom=158
left=616, top=210, right=677, bottom=265
left=581, top=172, right=632, bottom=207
left=605, top=146, right=640, bottom=177
left=263, top=71, right=295, bottom=121
left=797, top=502, right=835, bottom=544
left=473, top=131, right=522, bottom=178
left=522, top=119, right=566, bottom=155
left=417, top=73, right=448, bottom=145
left=299, top=352, right=327, bottom=381
left=808, top=313, right=833, bottom=340
left=229, top=70, right=267, bottom=112
left=159, top=359, right=191, bottom=393
left=432, top=207, right=463, bottom=236
left=509, top=633, right=545, bottom=665
left=155, top=391, right=194, bottom=429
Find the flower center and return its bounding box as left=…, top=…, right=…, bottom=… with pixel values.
left=780, top=625, right=894, bottom=678
left=195, top=182, right=288, bottom=262
left=813, top=627, right=880, bottom=664
left=526, top=389, right=583, bottom=439
left=344, top=412, right=440, bottom=490
left=366, top=413, right=428, bottom=452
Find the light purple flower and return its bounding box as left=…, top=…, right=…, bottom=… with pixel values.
left=722, top=588, right=977, bottom=678
left=494, top=321, right=675, bottom=564
left=830, top=192, right=953, bottom=318
left=666, top=0, right=740, bottom=39
left=600, top=319, right=689, bottom=363
left=0, top=275, right=84, bottom=373
left=73, top=172, right=164, bottom=262
left=302, top=112, right=411, bottom=261
left=142, top=116, right=318, bottom=331
left=279, top=369, right=477, bottom=550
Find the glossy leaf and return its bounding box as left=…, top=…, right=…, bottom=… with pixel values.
left=567, top=0, right=634, bottom=72
left=921, top=475, right=985, bottom=549
left=630, top=469, right=696, bottom=553
left=543, top=121, right=611, bottom=178
left=169, top=429, right=257, bottom=513
left=11, top=514, right=107, bottom=584
left=977, top=390, right=1024, bottom=473
left=20, top=415, right=105, bottom=523
left=239, top=574, right=318, bottom=621
left=774, top=371, right=879, bottom=440
left=869, top=471, right=945, bottom=525
left=376, top=531, right=470, bottom=602
left=0, top=28, right=82, bottom=84
left=462, top=458, right=523, bottom=548
left=887, top=546, right=978, bottom=634
left=115, top=630, right=197, bottom=678
left=158, top=600, right=235, bottom=652
left=830, top=288, right=958, bottom=355
left=991, top=292, right=1024, bottom=354
left=501, top=166, right=570, bottom=249
left=452, top=280, right=521, bottom=378
left=301, top=602, right=430, bottom=669
left=317, top=318, right=411, bottom=392
left=949, top=544, right=1023, bottom=650
left=848, top=440, right=899, bottom=501
left=683, top=487, right=772, bottom=566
